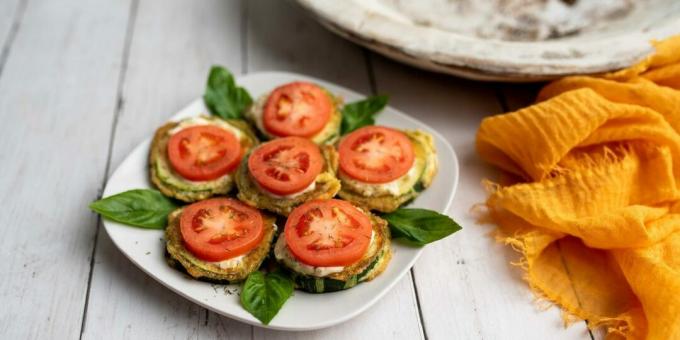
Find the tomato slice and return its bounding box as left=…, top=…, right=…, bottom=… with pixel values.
left=338, top=126, right=415, bottom=183
left=285, top=199, right=372, bottom=267
left=263, top=81, right=333, bottom=138
left=179, top=198, right=265, bottom=261
left=248, top=137, right=323, bottom=195
left=167, top=125, right=242, bottom=181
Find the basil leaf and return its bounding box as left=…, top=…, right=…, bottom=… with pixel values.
left=383, top=208, right=461, bottom=246
left=340, top=95, right=389, bottom=134
left=89, top=189, right=178, bottom=229
left=203, top=65, right=252, bottom=120
left=240, top=271, right=294, bottom=325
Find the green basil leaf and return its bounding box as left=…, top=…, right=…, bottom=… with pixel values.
left=89, top=189, right=178, bottom=229
left=203, top=65, right=252, bottom=120
left=240, top=271, right=294, bottom=325
left=340, top=95, right=389, bottom=134
left=383, top=208, right=461, bottom=246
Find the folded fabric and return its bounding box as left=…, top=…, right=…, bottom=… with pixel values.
left=476, top=36, right=680, bottom=340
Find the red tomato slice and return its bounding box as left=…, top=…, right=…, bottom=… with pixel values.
left=167, top=125, right=242, bottom=181
left=285, top=199, right=372, bottom=267
left=248, top=137, right=323, bottom=195
left=338, top=126, right=415, bottom=183
left=263, top=81, right=333, bottom=137
left=180, top=198, right=265, bottom=261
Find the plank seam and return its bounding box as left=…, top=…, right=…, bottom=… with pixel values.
left=497, top=87, right=595, bottom=340
left=241, top=0, right=249, bottom=75
left=362, top=48, right=377, bottom=95
left=494, top=86, right=509, bottom=112
left=410, top=268, right=429, bottom=340
left=78, top=0, right=140, bottom=338
left=0, top=0, right=29, bottom=78
left=556, top=241, right=596, bottom=340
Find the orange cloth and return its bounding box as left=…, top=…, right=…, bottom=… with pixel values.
left=476, top=36, right=680, bottom=340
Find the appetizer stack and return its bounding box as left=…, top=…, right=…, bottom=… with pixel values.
left=91, top=66, right=458, bottom=324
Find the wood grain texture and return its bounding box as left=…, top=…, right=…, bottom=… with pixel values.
left=0, top=0, right=25, bottom=72
left=254, top=275, right=423, bottom=340
left=81, top=0, right=252, bottom=338
left=0, top=0, right=603, bottom=338
left=246, top=1, right=423, bottom=339
left=0, top=0, right=21, bottom=39
left=246, top=0, right=371, bottom=92
left=0, top=0, right=132, bottom=338
left=370, top=55, right=593, bottom=340
left=498, top=83, right=597, bottom=340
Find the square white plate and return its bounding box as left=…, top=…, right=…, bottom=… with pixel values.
left=102, top=71, right=459, bottom=330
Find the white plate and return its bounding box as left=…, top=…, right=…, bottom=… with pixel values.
left=102, top=71, right=459, bottom=330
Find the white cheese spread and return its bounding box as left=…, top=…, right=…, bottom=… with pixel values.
left=339, top=157, right=421, bottom=196
left=169, top=115, right=244, bottom=140
left=274, top=230, right=376, bottom=277
left=206, top=254, right=246, bottom=269
left=254, top=179, right=317, bottom=199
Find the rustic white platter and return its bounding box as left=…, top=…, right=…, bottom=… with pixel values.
left=101, top=71, right=459, bottom=330
left=296, top=0, right=680, bottom=82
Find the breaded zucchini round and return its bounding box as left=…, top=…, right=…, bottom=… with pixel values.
left=337, top=127, right=438, bottom=212
left=150, top=116, right=258, bottom=202
left=274, top=199, right=391, bottom=293
left=165, top=198, right=276, bottom=283
left=245, top=82, right=342, bottom=144
left=235, top=137, right=341, bottom=216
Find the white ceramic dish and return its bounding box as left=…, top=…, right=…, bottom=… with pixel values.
left=296, top=0, right=680, bottom=82
left=102, top=71, right=459, bottom=330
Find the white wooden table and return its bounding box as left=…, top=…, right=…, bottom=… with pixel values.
left=0, top=1, right=596, bottom=339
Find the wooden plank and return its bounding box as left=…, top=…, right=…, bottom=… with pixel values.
left=370, top=55, right=593, bottom=339
left=0, top=0, right=22, bottom=40
left=498, top=83, right=597, bottom=340
left=0, top=0, right=132, bottom=338
left=255, top=278, right=422, bottom=340
left=80, top=0, right=253, bottom=338
left=0, top=0, right=25, bottom=71
left=247, top=1, right=423, bottom=339
left=246, top=0, right=371, bottom=91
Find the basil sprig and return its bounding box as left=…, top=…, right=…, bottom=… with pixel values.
left=340, top=95, right=389, bottom=134
left=89, top=189, right=178, bottom=229
left=204, top=65, right=252, bottom=120
left=240, top=270, right=294, bottom=325
left=383, top=208, right=461, bottom=246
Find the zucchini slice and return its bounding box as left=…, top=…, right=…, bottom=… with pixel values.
left=149, top=116, right=259, bottom=203
left=235, top=145, right=342, bottom=216
left=275, top=210, right=392, bottom=293
left=288, top=248, right=391, bottom=293
left=245, top=90, right=343, bottom=145
left=338, top=129, right=438, bottom=212
left=165, top=208, right=276, bottom=283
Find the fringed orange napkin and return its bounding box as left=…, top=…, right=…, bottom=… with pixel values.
left=476, top=36, right=680, bottom=340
